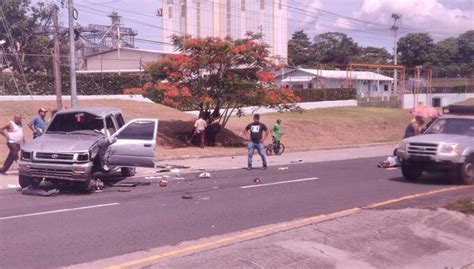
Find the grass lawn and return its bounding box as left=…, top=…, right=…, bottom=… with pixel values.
left=446, top=198, right=474, bottom=215
left=0, top=100, right=412, bottom=161
left=455, top=98, right=474, bottom=106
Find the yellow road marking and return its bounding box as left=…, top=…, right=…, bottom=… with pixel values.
left=365, top=186, right=471, bottom=209
left=107, top=186, right=472, bottom=269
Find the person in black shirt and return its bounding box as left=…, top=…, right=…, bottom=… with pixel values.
left=244, top=114, right=269, bottom=170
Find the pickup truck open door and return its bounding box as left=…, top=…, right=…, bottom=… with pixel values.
left=107, top=119, right=158, bottom=168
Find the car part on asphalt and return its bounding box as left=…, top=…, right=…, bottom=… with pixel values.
left=21, top=186, right=59, bottom=197
left=182, top=193, right=193, bottom=199
left=198, top=172, right=211, bottom=178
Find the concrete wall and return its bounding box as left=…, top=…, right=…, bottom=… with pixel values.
left=402, top=93, right=474, bottom=109
left=185, top=100, right=358, bottom=116
left=86, top=50, right=168, bottom=71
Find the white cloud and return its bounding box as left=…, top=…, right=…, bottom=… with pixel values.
left=354, top=0, right=474, bottom=39
left=290, top=0, right=323, bottom=34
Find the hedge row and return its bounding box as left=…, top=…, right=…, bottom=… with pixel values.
left=292, top=88, right=357, bottom=102
left=1, top=72, right=143, bottom=95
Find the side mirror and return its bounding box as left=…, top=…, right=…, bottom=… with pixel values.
left=108, top=137, right=117, bottom=144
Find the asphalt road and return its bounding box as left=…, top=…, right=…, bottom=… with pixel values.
left=0, top=156, right=469, bottom=268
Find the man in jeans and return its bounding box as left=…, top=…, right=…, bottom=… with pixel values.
left=244, top=114, right=269, bottom=170
left=0, top=115, right=25, bottom=175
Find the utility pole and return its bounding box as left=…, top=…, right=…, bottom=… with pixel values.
left=391, top=14, right=401, bottom=94
left=68, top=0, right=78, bottom=107
left=52, top=4, right=63, bottom=109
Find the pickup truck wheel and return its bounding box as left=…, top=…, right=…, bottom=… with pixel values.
left=19, top=175, right=40, bottom=188
left=401, top=163, right=423, bottom=182
left=460, top=156, right=474, bottom=185
left=121, top=167, right=136, bottom=177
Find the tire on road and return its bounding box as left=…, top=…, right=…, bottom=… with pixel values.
left=459, top=156, right=474, bottom=185
left=121, top=167, right=136, bottom=177
left=401, top=162, right=423, bottom=182
left=18, top=175, right=40, bottom=188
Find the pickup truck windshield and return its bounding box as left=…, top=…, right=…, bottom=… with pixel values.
left=47, top=112, right=104, bottom=133
left=425, top=118, right=474, bottom=137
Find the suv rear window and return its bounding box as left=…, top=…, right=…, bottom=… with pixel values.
left=47, top=112, right=104, bottom=133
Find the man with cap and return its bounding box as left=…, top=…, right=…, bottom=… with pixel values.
left=28, top=108, right=48, bottom=139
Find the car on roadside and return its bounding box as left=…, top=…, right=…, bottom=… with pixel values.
left=18, top=107, right=158, bottom=191
left=395, top=105, right=474, bottom=185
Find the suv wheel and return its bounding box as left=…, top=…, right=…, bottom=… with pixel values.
left=19, top=175, right=40, bottom=188
left=401, top=163, right=423, bottom=182
left=121, top=167, right=136, bottom=177
left=459, top=156, right=474, bottom=185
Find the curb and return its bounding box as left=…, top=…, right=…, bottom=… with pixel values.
left=156, top=141, right=398, bottom=162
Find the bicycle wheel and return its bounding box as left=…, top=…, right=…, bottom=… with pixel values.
left=265, top=144, right=273, bottom=156
left=276, top=143, right=285, bottom=155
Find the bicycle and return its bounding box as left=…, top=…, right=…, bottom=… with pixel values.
left=266, top=137, right=285, bottom=156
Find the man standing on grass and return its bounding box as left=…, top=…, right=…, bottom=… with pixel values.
left=194, top=115, right=207, bottom=148
left=28, top=108, right=47, bottom=139
left=244, top=114, right=269, bottom=170
left=0, top=115, right=25, bottom=175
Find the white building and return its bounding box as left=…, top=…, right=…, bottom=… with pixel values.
left=161, top=0, right=288, bottom=62
left=275, top=68, right=395, bottom=97
left=79, top=47, right=176, bottom=73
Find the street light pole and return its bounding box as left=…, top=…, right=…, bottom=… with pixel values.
left=52, top=4, right=63, bottom=110
left=391, top=14, right=401, bottom=94
left=68, top=0, right=78, bottom=107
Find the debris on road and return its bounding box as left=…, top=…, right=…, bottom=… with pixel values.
left=117, top=188, right=131, bottom=192
left=145, top=176, right=163, bottom=180
left=291, top=160, right=304, bottom=163
left=254, top=178, right=262, bottom=183
left=90, top=179, right=104, bottom=191
left=6, top=184, right=21, bottom=189
left=159, top=180, right=168, bottom=187
left=113, top=182, right=140, bottom=188
left=182, top=193, right=193, bottom=199
left=171, top=168, right=181, bottom=178
left=198, top=172, right=211, bottom=178
left=278, top=167, right=289, bottom=171
left=21, top=187, right=59, bottom=197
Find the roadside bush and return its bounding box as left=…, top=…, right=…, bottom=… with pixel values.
left=292, top=88, right=356, bottom=102
left=2, top=72, right=143, bottom=95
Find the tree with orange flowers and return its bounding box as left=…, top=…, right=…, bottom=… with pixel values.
left=143, top=33, right=299, bottom=128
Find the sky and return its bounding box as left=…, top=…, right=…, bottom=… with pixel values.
left=45, top=0, right=474, bottom=51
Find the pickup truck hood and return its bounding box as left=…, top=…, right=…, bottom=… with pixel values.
left=405, top=134, right=472, bottom=144
left=22, top=134, right=100, bottom=153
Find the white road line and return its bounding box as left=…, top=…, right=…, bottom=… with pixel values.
left=240, top=177, right=319, bottom=189
left=0, top=203, right=120, bottom=221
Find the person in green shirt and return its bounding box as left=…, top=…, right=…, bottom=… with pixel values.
left=272, top=119, right=282, bottom=153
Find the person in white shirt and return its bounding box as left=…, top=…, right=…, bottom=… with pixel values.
left=194, top=116, right=208, bottom=148
left=0, top=115, right=25, bottom=175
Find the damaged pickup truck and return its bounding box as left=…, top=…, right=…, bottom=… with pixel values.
left=18, top=107, right=158, bottom=191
